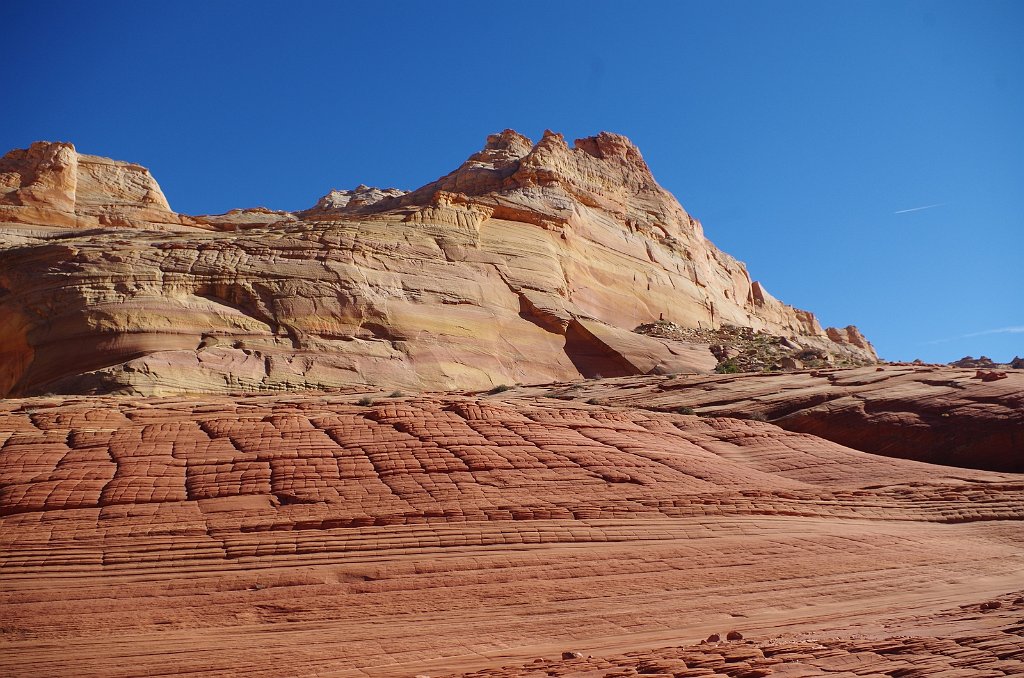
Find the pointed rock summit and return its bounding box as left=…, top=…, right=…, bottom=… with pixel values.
left=0, top=131, right=876, bottom=396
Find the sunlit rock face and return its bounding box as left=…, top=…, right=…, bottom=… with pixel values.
left=0, top=132, right=876, bottom=397
left=0, top=141, right=184, bottom=229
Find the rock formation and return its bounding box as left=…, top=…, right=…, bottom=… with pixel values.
left=2, top=392, right=1021, bottom=676
left=497, top=365, right=1024, bottom=472
left=0, top=132, right=876, bottom=397
left=3, top=133, right=1023, bottom=678
left=635, top=320, right=877, bottom=372
left=0, top=141, right=190, bottom=230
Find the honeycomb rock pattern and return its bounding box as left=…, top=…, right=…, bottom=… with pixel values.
left=2, top=394, right=1023, bottom=676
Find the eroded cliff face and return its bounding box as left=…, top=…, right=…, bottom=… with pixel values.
left=0, top=141, right=188, bottom=231
left=0, top=132, right=877, bottom=396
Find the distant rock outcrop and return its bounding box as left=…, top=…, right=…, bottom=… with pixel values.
left=0, top=132, right=877, bottom=396
left=952, top=355, right=997, bottom=368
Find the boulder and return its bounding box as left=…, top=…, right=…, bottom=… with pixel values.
left=779, top=357, right=803, bottom=370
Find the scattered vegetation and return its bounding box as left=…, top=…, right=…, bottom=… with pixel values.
left=388, top=390, right=404, bottom=398
left=673, top=406, right=695, bottom=415
left=635, top=320, right=875, bottom=373
left=715, top=359, right=741, bottom=374
left=487, top=384, right=513, bottom=394
left=586, top=398, right=602, bottom=405
left=356, top=396, right=374, bottom=406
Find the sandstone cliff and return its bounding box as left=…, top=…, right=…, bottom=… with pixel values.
left=0, top=141, right=191, bottom=231
left=0, top=132, right=877, bottom=396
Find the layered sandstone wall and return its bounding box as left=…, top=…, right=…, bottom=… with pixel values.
left=0, top=141, right=191, bottom=230
left=0, top=133, right=876, bottom=396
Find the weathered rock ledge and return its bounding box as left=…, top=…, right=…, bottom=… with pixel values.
left=490, top=365, right=1024, bottom=472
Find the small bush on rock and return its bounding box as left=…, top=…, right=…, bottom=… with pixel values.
left=715, top=359, right=741, bottom=374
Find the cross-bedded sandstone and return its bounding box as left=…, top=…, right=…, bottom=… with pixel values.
left=0, top=132, right=876, bottom=397
left=497, top=365, right=1024, bottom=472
left=2, top=394, right=1021, bottom=676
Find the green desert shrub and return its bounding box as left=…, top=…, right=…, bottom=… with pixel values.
left=715, top=359, right=741, bottom=374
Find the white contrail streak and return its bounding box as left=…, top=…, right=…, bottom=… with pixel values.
left=925, top=326, right=1024, bottom=344
left=893, top=203, right=945, bottom=214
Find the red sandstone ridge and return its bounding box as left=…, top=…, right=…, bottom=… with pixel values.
left=490, top=365, right=1024, bottom=473
left=0, top=133, right=876, bottom=397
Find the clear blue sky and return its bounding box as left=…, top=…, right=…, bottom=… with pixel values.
left=4, top=1, right=1021, bottom=363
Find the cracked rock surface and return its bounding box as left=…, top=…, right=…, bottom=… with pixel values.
left=2, top=391, right=1022, bottom=676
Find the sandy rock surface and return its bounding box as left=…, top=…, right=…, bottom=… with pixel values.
left=443, top=594, right=1024, bottom=678
left=2, top=391, right=1022, bottom=676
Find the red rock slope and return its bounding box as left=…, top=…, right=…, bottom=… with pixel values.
left=499, top=365, right=1024, bottom=472
left=2, top=393, right=1022, bottom=676
left=0, top=132, right=875, bottom=397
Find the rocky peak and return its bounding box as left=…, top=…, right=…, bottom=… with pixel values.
left=468, top=129, right=533, bottom=169
left=388, top=129, right=693, bottom=243
left=0, top=141, right=181, bottom=228
left=0, top=141, right=79, bottom=213
left=515, top=129, right=657, bottom=189
left=508, top=130, right=667, bottom=217
left=305, top=185, right=407, bottom=215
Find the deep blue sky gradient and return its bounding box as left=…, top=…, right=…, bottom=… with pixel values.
left=4, top=1, right=1021, bottom=362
